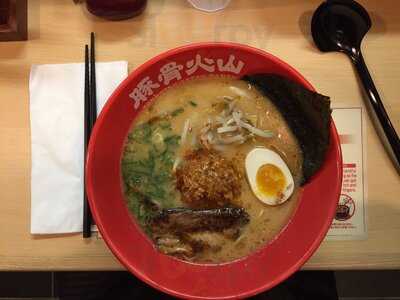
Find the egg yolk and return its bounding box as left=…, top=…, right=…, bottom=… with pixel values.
left=256, top=164, right=286, bottom=197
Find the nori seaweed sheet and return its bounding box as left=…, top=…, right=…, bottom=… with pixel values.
left=242, top=74, right=331, bottom=185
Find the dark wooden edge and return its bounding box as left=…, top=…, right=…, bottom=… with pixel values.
left=0, top=0, right=27, bottom=41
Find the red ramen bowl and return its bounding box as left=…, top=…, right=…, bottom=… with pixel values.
left=86, top=43, right=342, bottom=299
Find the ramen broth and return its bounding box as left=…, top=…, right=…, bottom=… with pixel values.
left=122, top=75, right=303, bottom=263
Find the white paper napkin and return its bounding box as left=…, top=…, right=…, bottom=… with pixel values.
left=30, top=61, right=128, bottom=234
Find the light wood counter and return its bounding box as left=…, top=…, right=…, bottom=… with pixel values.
left=0, top=0, right=399, bottom=270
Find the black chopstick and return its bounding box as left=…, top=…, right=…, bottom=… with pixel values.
left=90, top=32, right=97, bottom=126
left=83, top=32, right=97, bottom=238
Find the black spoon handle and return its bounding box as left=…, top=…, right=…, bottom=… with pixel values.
left=352, top=52, right=400, bottom=168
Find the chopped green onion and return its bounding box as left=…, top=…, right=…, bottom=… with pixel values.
left=171, top=107, right=184, bottom=117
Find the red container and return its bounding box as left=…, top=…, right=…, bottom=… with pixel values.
left=86, top=0, right=147, bottom=20
left=86, top=43, right=342, bottom=299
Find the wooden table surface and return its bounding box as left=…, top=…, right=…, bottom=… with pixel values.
left=0, top=0, right=399, bottom=271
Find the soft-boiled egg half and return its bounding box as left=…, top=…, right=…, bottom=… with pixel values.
left=245, top=148, right=294, bottom=206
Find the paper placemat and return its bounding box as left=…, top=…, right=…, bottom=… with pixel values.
left=325, top=107, right=368, bottom=240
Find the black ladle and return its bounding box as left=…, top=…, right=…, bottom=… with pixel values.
left=311, top=0, right=400, bottom=170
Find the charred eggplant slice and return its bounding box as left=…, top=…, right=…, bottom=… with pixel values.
left=149, top=207, right=249, bottom=235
